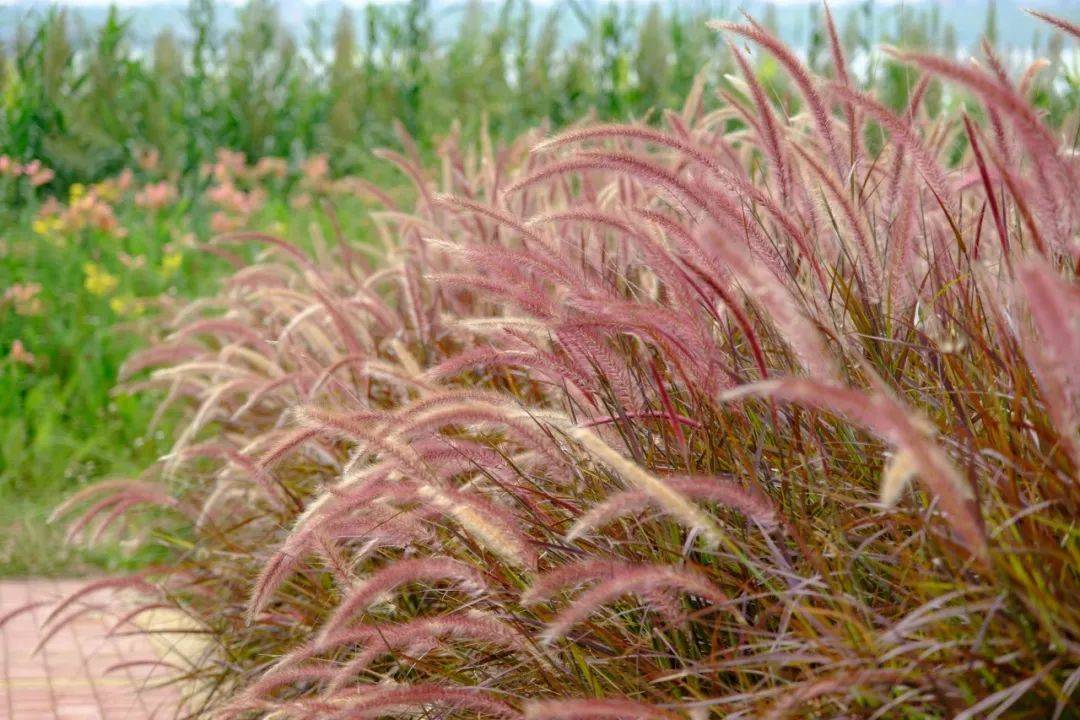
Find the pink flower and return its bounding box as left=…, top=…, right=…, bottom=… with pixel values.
left=254, top=157, right=287, bottom=179
left=302, top=154, right=329, bottom=182
left=135, top=181, right=178, bottom=210
left=210, top=211, right=239, bottom=234
left=29, top=168, right=55, bottom=187
left=116, top=168, right=134, bottom=193
left=3, top=283, right=45, bottom=316
left=9, top=340, right=35, bottom=366
left=19, top=160, right=55, bottom=187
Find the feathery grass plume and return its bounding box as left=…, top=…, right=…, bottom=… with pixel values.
left=317, top=558, right=491, bottom=644
left=326, top=613, right=525, bottom=690
left=709, top=20, right=846, bottom=178
left=1014, top=260, right=1080, bottom=467
left=696, top=221, right=837, bottom=379
left=825, top=82, right=952, bottom=215
left=1026, top=9, right=1080, bottom=42
left=320, top=683, right=522, bottom=719
left=566, top=474, right=778, bottom=541
left=727, top=41, right=792, bottom=202
left=570, top=427, right=726, bottom=548
left=525, top=698, right=683, bottom=719
left=523, top=560, right=742, bottom=643
left=415, top=484, right=538, bottom=570
left=822, top=0, right=858, bottom=166
left=886, top=48, right=1077, bottom=247
left=721, top=378, right=987, bottom=562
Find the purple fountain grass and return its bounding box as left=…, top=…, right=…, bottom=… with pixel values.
left=39, top=7, right=1080, bottom=718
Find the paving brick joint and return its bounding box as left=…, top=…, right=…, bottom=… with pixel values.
left=1, top=579, right=179, bottom=719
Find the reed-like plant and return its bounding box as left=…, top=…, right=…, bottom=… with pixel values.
left=30, top=9, right=1080, bottom=719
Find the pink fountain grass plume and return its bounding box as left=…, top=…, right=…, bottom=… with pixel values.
left=429, top=272, right=559, bottom=319
left=1027, top=9, right=1080, bottom=42
left=565, top=474, right=778, bottom=541
left=535, top=122, right=728, bottom=182
left=435, top=193, right=546, bottom=247
left=222, top=665, right=338, bottom=717
left=826, top=82, right=952, bottom=214
left=720, top=378, right=987, bottom=563
left=787, top=141, right=883, bottom=298
left=695, top=221, right=838, bottom=381
left=961, top=114, right=1012, bottom=262
left=428, top=236, right=588, bottom=294
left=522, top=560, right=743, bottom=643
left=118, top=342, right=204, bottom=381
left=321, top=683, right=522, bottom=719
left=317, top=557, right=492, bottom=644
left=710, top=20, right=846, bottom=179
left=327, top=613, right=526, bottom=691
left=593, top=121, right=816, bottom=273
left=886, top=48, right=1076, bottom=247
left=525, top=698, right=683, bottom=720
left=980, top=136, right=1050, bottom=256
left=413, top=483, right=539, bottom=570
left=823, top=0, right=859, bottom=166
left=1015, top=260, right=1080, bottom=467
left=247, top=478, right=432, bottom=621
left=503, top=151, right=710, bottom=219
left=727, top=42, right=792, bottom=202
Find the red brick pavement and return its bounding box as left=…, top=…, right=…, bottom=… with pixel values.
left=1, top=579, right=179, bottom=719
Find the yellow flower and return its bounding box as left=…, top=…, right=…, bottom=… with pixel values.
left=69, top=183, right=86, bottom=202
left=93, top=181, right=119, bottom=203
left=109, top=295, right=146, bottom=317
left=160, top=252, right=183, bottom=278
left=83, top=262, right=119, bottom=297
left=32, top=219, right=49, bottom=235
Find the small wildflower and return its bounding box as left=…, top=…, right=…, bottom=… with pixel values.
left=3, top=283, right=44, bottom=316
left=83, top=263, right=119, bottom=297
left=160, top=252, right=183, bottom=278
left=302, top=154, right=330, bottom=182
left=109, top=294, right=148, bottom=317
left=9, top=340, right=34, bottom=366
left=118, top=252, right=147, bottom=270
left=22, top=160, right=55, bottom=187
left=210, top=211, right=238, bottom=234
left=115, top=168, right=134, bottom=193
left=254, top=156, right=288, bottom=179
left=135, top=181, right=178, bottom=210
left=69, top=183, right=86, bottom=202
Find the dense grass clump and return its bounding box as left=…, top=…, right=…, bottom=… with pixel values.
left=32, top=10, right=1080, bottom=719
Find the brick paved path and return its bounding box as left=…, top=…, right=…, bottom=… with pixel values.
left=1, top=579, right=179, bottom=719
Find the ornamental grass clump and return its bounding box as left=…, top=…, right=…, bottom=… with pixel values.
left=27, top=10, right=1080, bottom=719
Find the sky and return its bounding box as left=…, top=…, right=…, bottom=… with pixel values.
left=0, top=0, right=925, bottom=5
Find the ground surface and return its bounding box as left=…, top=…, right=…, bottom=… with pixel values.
left=0, top=579, right=178, bottom=719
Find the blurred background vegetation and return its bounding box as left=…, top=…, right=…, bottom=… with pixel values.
left=1, top=0, right=1077, bottom=576
left=2, top=0, right=1075, bottom=191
